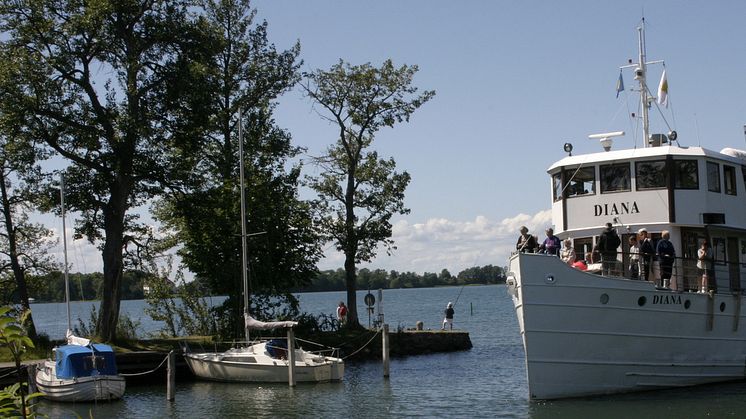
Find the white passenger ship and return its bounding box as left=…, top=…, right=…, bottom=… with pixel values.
left=506, top=21, right=746, bottom=400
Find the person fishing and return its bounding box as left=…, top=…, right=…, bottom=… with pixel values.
left=442, top=302, right=455, bottom=330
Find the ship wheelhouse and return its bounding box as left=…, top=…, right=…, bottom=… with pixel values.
left=548, top=144, right=746, bottom=293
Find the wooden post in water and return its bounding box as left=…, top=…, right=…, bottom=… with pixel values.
left=382, top=323, right=390, bottom=378
left=167, top=350, right=175, bottom=401
left=287, top=329, right=296, bottom=386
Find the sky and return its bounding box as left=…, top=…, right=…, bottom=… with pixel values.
left=46, top=1, right=746, bottom=278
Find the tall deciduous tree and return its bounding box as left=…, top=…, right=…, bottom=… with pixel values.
left=1, top=0, right=214, bottom=341
left=154, top=0, right=320, bottom=337
left=0, top=44, right=57, bottom=339
left=303, top=60, right=434, bottom=327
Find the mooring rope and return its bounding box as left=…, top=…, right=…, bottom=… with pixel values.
left=119, top=353, right=171, bottom=377
left=0, top=368, right=22, bottom=380
left=342, top=329, right=381, bottom=360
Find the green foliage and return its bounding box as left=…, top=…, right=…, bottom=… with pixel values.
left=212, top=293, right=300, bottom=340
left=145, top=272, right=216, bottom=338
left=0, top=306, right=42, bottom=418
left=1, top=0, right=219, bottom=341
left=73, top=305, right=141, bottom=343
left=0, top=383, right=43, bottom=419
left=302, top=59, right=434, bottom=326
left=154, top=0, right=320, bottom=323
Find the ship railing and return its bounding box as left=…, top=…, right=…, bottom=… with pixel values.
left=515, top=249, right=746, bottom=294
left=597, top=251, right=746, bottom=295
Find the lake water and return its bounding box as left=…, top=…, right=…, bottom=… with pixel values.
left=30, top=285, right=746, bottom=418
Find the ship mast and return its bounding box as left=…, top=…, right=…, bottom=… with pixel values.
left=637, top=23, right=650, bottom=146
left=622, top=18, right=664, bottom=147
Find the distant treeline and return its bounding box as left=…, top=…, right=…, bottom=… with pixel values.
left=295, top=265, right=507, bottom=293
left=17, top=265, right=506, bottom=303
left=20, top=270, right=151, bottom=303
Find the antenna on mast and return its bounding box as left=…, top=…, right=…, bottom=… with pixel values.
left=620, top=19, right=665, bottom=148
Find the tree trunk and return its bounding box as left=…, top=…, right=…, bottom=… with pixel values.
left=343, top=169, right=359, bottom=328
left=96, top=187, right=128, bottom=342
left=0, top=170, right=37, bottom=339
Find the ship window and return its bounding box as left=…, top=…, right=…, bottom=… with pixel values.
left=566, top=166, right=595, bottom=197
left=635, top=160, right=666, bottom=190
left=552, top=173, right=562, bottom=201
left=724, top=165, right=736, bottom=195
left=707, top=162, right=721, bottom=193
left=600, top=163, right=630, bottom=193
left=674, top=160, right=698, bottom=189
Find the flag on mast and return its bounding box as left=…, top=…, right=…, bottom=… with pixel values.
left=657, top=69, right=668, bottom=108
left=615, top=72, right=624, bottom=98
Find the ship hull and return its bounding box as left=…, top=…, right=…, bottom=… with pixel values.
left=507, top=252, right=746, bottom=400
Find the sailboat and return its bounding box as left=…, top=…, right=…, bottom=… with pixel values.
left=35, top=176, right=126, bottom=402
left=183, top=111, right=344, bottom=383
left=507, top=19, right=746, bottom=400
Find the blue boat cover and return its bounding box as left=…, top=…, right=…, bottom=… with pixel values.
left=54, top=344, right=119, bottom=379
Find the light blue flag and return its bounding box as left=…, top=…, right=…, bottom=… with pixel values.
left=616, top=72, right=624, bottom=98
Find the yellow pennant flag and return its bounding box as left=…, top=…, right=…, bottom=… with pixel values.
left=657, top=70, right=668, bottom=108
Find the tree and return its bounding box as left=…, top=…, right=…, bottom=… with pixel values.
left=1, top=0, right=215, bottom=341
left=153, top=0, right=320, bottom=338
left=303, top=60, right=434, bottom=327
left=0, top=46, right=57, bottom=338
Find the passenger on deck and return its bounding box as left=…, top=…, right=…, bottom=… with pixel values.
left=697, top=240, right=713, bottom=293
left=656, top=230, right=675, bottom=289
left=516, top=226, right=537, bottom=253
left=571, top=255, right=588, bottom=271
left=598, top=222, right=621, bottom=276
left=628, top=235, right=640, bottom=280
left=539, top=228, right=561, bottom=256
left=560, top=239, right=576, bottom=265
left=638, top=228, right=654, bottom=282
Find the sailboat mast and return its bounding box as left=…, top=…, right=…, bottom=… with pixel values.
left=60, top=175, right=72, bottom=334
left=239, top=109, right=250, bottom=343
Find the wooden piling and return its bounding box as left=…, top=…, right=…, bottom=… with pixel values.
left=382, top=323, right=390, bottom=378
left=287, top=329, right=296, bottom=387
left=167, top=350, right=175, bottom=401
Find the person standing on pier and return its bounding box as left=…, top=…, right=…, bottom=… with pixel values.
left=337, top=301, right=348, bottom=326
left=442, top=302, right=455, bottom=330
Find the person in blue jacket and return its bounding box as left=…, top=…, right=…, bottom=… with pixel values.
left=656, top=230, right=676, bottom=288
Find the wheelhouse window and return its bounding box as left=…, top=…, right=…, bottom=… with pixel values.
left=566, top=166, right=595, bottom=197
left=724, top=165, right=737, bottom=195
left=552, top=173, right=562, bottom=201
left=674, top=160, right=698, bottom=189
left=707, top=161, right=721, bottom=193
left=600, top=163, right=630, bottom=193
left=635, top=160, right=666, bottom=190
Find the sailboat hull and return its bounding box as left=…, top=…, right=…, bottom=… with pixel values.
left=184, top=343, right=344, bottom=383
left=35, top=360, right=126, bottom=402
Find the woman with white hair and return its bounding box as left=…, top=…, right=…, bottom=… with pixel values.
left=560, top=238, right=576, bottom=265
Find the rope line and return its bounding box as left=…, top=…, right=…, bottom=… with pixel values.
left=119, top=353, right=171, bottom=377
left=0, top=368, right=22, bottom=380
left=342, top=329, right=381, bottom=360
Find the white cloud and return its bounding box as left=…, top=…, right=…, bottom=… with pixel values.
left=53, top=209, right=555, bottom=279
left=318, top=209, right=552, bottom=274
